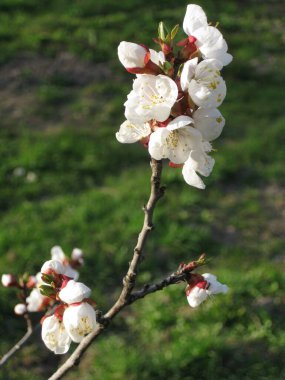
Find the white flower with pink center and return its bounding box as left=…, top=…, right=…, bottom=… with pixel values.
left=42, top=315, right=71, bottom=354
left=183, top=4, right=233, bottom=66
left=116, top=120, right=151, bottom=144
left=148, top=115, right=202, bottom=164
left=124, top=74, right=178, bottom=124
left=63, top=303, right=97, bottom=343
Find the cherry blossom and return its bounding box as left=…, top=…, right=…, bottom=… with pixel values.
left=14, top=303, right=27, bottom=315
left=181, top=58, right=227, bottom=109
left=183, top=4, right=233, bottom=66
left=124, top=74, right=178, bottom=124
left=42, top=315, right=71, bottom=354
left=148, top=116, right=201, bottom=164
left=63, top=303, right=97, bottom=343
left=59, top=280, right=91, bottom=304
left=116, top=120, right=151, bottom=144
left=186, top=272, right=228, bottom=307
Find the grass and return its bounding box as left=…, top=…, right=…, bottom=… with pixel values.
left=0, top=0, right=285, bottom=379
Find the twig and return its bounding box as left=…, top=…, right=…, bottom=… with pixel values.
left=0, top=314, right=34, bottom=367
left=49, top=159, right=166, bottom=380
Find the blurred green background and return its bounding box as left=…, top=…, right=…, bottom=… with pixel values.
left=0, top=0, right=284, bottom=379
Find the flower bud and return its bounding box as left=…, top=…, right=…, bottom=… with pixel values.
left=42, top=315, right=71, bottom=354
left=1, top=274, right=17, bottom=287
left=51, top=246, right=65, bottom=262
left=118, top=41, right=148, bottom=69
left=59, top=280, right=91, bottom=304
left=63, top=303, right=97, bottom=343
left=71, top=248, right=84, bottom=261
left=14, top=303, right=27, bottom=315
left=41, top=260, right=66, bottom=276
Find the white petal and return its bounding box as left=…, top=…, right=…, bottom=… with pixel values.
left=14, top=303, right=27, bottom=315
left=203, top=273, right=229, bottom=295
left=167, top=115, right=194, bottom=131
left=186, top=287, right=208, bottom=307
left=59, top=280, right=91, bottom=304
left=189, top=150, right=215, bottom=177
left=149, top=49, right=165, bottom=66
left=51, top=246, right=65, bottom=262
left=118, top=41, right=147, bottom=68
left=183, top=4, right=208, bottom=36
left=71, top=248, right=83, bottom=261
left=116, top=120, right=151, bottom=143
left=180, top=58, right=198, bottom=91
left=189, top=76, right=226, bottom=108
left=182, top=164, right=205, bottom=189
left=64, top=265, right=79, bottom=281
left=26, top=288, right=47, bottom=312
left=193, top=108, right=225, bottom=141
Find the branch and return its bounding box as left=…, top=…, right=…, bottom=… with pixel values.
left=49, top=159, right=166, bottom=380
left=0, top=313, right=34, bottom=367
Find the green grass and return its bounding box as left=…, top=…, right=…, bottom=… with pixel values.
left=0, top=0, right=285, bottom=379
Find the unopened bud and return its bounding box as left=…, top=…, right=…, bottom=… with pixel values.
left=14, top=303, right=27, bottom=315
left=1, top=274, right=18, bottom=287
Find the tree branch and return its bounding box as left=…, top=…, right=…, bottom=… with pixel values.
left=48, top=159, right=166, bottom=380
left=0, top=313, right=34, bottom=367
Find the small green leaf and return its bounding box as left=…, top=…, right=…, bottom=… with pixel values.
left=40, top=285, right=55, bottom=296
left=171, top=24, right=179, bottom=40
left=41, top=273, right=55, bottom=284
left=158, top=22, right=165, bottom=41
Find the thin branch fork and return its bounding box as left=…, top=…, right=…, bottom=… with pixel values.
left=48, top=159, right=166, bottom=380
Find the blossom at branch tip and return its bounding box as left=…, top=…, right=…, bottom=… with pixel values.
left=148, top=115, right=202, bottom=164
left=116, top=120, right=151, bottom=144
left=193, top=107, right=225, bottom=141
left=14, top=303, right=27, bottom=315
left=181, top=58, right=227, bottom=109
left=51, top=245, right=65, bottom=262
left=51, top=246, right=80, bottom=280
left=71, top=248, right=84, bottom=262
left=186, top=272, right=228, bottom=308
left=42, top=315, right=72, bottom=354
left=59, top=280, right=91, bottom=304
left=124, top=74, right=178, bottom=124
left=183, top=4, right=233, bottom=66
left=63, top=303, right=97, bottom=343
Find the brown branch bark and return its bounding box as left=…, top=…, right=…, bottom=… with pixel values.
left=48, top=159, right=166, bottom=380
left=0, top=313, right=34, bottom=367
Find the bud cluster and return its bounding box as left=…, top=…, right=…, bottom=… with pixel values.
left=116, top=4, right=232, bottom=189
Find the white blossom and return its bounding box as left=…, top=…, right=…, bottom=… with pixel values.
left=41, top=260, right=66, bottom=275
left=59, top=280, right=91, bottom=304
left=51, top=246, right=66, bottom=262
left=124, top=74, right=178, bottom=124
left=1, top=274, right=15, bottom=287
left=64, top=266, right=79, bottom=281
left=186, top=273, right=228, bottom=308
left=182, top=149, right=215, bottom=189
left=116, top=120, right=151, bottom=144
left=42, top=315, right=71, bottom=354
left=183, top=4, right=232, bottom=66
left=63, top=303, right=97, bottom=343
left=14, top=303, right=27, bottom=315
left=193, top=108, right=225, bottom=141
left=181, top=58, right=226, bottom=109
left=71, top=248, right=84, bottom=261
left=148, top=116, right=203, bottom=164
left=26, top=288, right=48, bottom=312
left=118, top=41, right=147, bottom=69
left=149, top=49, right=165, bottom=66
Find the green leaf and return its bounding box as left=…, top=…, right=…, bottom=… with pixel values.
left=158, top=21, right=165, bottom=41
left=39, top=285, right=55, bottom=296
left=171, top=24, right=179, bottom=40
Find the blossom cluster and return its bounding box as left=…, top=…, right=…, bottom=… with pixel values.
left=1, top=246, right=84, bottom=316
left=1, top=246, right=93, bottom=354
left=116, top=4, right=232, bottom=189
left=40, top=260, right=96, bottom=354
